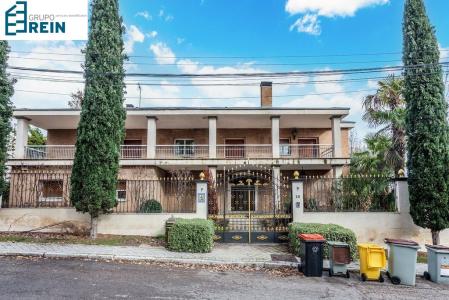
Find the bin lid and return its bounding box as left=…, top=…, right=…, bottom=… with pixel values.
left=298, top=233, right=326, bottom=242
left=327, top=241, right=349, bottom=247
left=425, top=244, right=449, bottom=252
left=385, top=238, right=419, bottom=247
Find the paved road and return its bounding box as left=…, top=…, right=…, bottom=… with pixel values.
left=0, top=257, right=448, bottom=299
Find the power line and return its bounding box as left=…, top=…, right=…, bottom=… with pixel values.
left=14, top=88, right=377, bottom=100
left=7, top=61, right=449, bottom=78
left=9, top=49, right=449, bottom=59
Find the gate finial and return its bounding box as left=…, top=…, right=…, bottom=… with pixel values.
left=293, top=171, right=300, bottom=179
left=199, top=172, right=206, bottom=180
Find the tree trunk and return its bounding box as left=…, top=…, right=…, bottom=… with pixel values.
left=90, top=216, right=98, bottom=239
left=431, top=229, right=440, bottom=245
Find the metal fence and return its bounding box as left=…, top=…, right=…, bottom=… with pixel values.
left=6, top=169, right=197, bottom=214
left=303, top=176, right=397, bottom=212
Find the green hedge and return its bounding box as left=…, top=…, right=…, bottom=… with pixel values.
left=167, top=219, right=215, bottom=253
left=288, top=223, right=357, bottom=259
left=139, top=199, right=162, bottom=213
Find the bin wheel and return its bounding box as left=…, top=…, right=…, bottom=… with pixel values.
left=298, top=264, right=302, bottom=273
left=379, top=275, right=384, bottom=283
left=361, top=273, right=367, bottom=282
left=423, top=271, right=431, bottom=281
left=390, top=276, right=401, bottom=285
left=386, top=271, right=391, bottom=279
left=329, top=269, right=333, bottom=277
left=346, top=270, right=350, bottom=279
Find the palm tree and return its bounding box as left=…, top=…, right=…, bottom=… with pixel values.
left=363, top=75, right=406, bottom=176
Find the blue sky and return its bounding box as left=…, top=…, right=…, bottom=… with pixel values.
left=8, top=0, right=449, bottom=139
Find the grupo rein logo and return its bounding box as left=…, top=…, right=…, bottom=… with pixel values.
left=1, top=0, right=87, bottom=40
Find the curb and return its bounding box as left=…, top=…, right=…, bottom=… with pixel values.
left=0, top=252, right=298, bottom=269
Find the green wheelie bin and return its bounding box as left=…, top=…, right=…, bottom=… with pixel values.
left=384, top=238, right=420, bottom=286
left=328, top=241, right=351, bottom=278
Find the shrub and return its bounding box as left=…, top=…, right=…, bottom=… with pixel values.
left=167, top=219, right=214, bottom=253
left=288, top=223, right=357, bottom=259
left=139, top=199, right=162, bottom=213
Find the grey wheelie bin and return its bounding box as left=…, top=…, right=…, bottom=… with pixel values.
left=384, top=238, right=420, bottom=286
left=328, top=241, right=351, bottom=278
left=424, top=245, right=449, bottom=284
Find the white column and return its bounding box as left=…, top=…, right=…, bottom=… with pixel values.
left=331, top=116, right=342, bottom=158
left=196, top=179, right=208, bottom=219
left=208, top=116, right=217, bottom=159
left=146, top=117, right=157, bottom=159
left=271, top=116, right=280, bottom=159
left=291, top=180, right=304, bottom=223
left=333, top=166, right=343, bottom=178
left=15, top=118, right=30, bottom=159
left=395, top=178, right=409, bottom=214
left=273, top=166, right=281, bottom=208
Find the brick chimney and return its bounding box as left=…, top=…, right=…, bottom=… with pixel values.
left=260, top=81, right=272, bottom=107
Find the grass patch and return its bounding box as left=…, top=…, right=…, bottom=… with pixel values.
left=0, top=232, right=165, bottom=247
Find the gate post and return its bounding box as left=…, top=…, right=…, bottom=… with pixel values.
left=196, top=172, right=208, bottom=219
left=291, top=171, right=304, bottom=223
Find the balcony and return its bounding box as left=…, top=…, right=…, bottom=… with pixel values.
left=23, top=144, right=334, bottom=160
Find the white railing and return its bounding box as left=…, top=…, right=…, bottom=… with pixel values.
left=120, top=145, right=147, bottom=159
left=23, top=144, right=335, bottom=160
left=217, top=144, right=272, bottom=159
left=25, top=146, right=75, bottom=160
left=280, top=144, right=334, bottom=159
left=155, top=145, right=209, bottom=159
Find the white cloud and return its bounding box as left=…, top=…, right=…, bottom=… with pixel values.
left=285, top=0, right=389, bottom=17
left=439, top=44, right=449, bottom=62
left=177, top=37, right=185, bottom=44
left=159, top=9, right=164, bottom=17
left=286, top=0, right=389, bottom=35
left=136, top=11, right=152, bottom=20
left=289, top=14, right=320, bottom=35
left=150, top=42, right=176, bottom=64
left=165, top=15, right=174, bottom=22
left=147, top=31, right=158, bottom=39
left=124, top=25, right=145, bottom=54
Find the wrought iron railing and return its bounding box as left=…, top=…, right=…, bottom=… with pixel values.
left=217, top=144, right=272, bottom=159
left=23, top=144, right=336, bottom=160
left=303, top=176, right=397, bottom=212
left=280, top=144, right=334, bottom=159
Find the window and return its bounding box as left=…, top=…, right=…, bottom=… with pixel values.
left=39, top=180, right=63, bottom=202
left=174, top=139, right=195, bottom=157
left=116, top=181, right=127, bottom=202
left=280, top=138, right=291, bottom=156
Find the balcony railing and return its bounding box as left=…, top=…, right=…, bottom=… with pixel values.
left=23, top=144, right=335, bottom=160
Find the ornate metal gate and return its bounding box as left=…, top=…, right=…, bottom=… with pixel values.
left=208, top=166, right=292, bottom=243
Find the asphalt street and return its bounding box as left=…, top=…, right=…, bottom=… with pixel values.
left=0, top=256, right=448, bottom=299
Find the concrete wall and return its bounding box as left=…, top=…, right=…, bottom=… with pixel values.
left=0, top=209, right=203, bottom=236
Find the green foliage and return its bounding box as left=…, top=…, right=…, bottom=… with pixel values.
left=288, top=223, right=357, bottom=259
left=70, top=0, right=127, bottom=219
left=363, top=75, right=406, bottom=175
left=139, top=199, right=162, bottom=213
left=0, top=41, right=14, bottom=196
left=403, top=0, right=449, bottom=235
left=167, top=219, right=214, bottom=253
left=28, top=127, right=46, bottom=146
left=351, top=135, right=394, bottom=176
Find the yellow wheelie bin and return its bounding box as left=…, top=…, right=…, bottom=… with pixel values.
left=358, top=243, right=387, bottom=282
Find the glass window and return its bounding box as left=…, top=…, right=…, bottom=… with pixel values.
left=116, top=181, right=126, bottom=202
left=39, top=180, right=63, bottom=202
left=174, top=139, right=195, bottom=156
left=280, top=138, right=291, bottom=156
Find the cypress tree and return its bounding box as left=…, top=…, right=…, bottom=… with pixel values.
left=403, top=0, right=449, bottom=245
left=0, top=41, right=14, bottom=199
left=70, top=0, right=126, bottom=238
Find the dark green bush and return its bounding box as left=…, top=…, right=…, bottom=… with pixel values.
left=289, top=223, right=357, bottom=259
left=167, top=219, right=214, bottom=253
left=139, top=199, right=162, bottom=213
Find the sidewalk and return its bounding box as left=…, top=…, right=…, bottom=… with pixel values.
left=0, top=242, right=428, bottom=274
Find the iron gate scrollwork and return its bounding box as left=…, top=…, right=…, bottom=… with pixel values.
left=209, top=165, right=292, bottom=243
